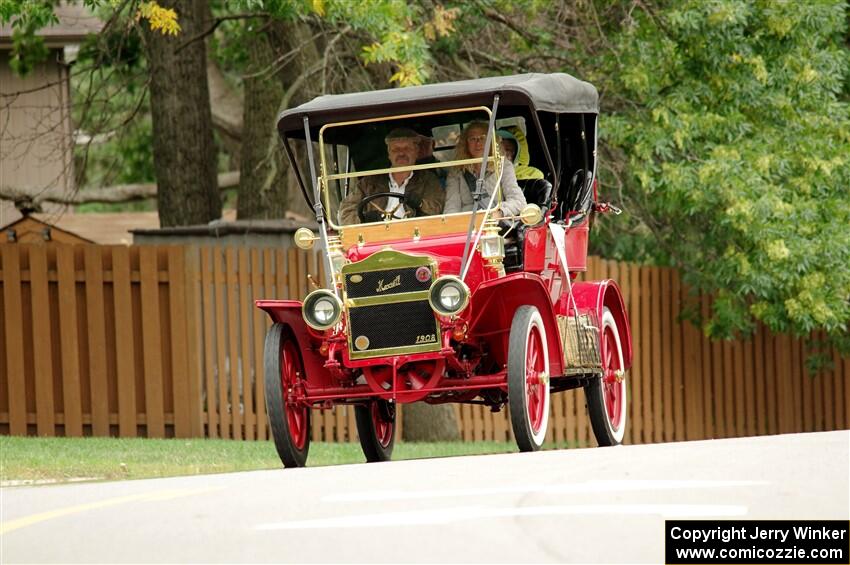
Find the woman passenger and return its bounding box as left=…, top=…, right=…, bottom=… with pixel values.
left=443, top=121, right=527, bottom=218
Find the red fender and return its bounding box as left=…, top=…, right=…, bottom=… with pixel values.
left=255, top=300, right=329, bottom=383
left=467, top=273, right=565, bottom=378
left=567, top=280, right=633, bottom=369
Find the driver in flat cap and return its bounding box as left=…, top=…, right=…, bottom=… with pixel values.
left=339, top=127, right=445, bottom=225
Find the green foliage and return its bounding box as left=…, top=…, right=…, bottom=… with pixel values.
left=596, top=0, right=850, bottom=343
left=77, top=20, right=145, bottom=70
left=232, top=0, right=443, bottom=85
left=432, top=0, right=546, bottom=59
left=330, top=0, right=434, bottom=84
left=75, top=114, right=156, bottom=187
left=1, top=0, right=178, bottom=75
left=0, top=0, right=58, bottom=75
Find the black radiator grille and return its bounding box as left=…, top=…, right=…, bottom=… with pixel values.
left=349, top=301, right=439, bottom=352
left=344, top=266, right=432, bottom=298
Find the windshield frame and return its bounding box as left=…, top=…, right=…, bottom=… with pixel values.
left=317, top=106, right=503, bottom=232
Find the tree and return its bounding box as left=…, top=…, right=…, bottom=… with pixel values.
left=142, top=0, right=221, bottom=226
left=594, top=0, right=850, bottom=348
left=235, top=22, right=290, bottom=219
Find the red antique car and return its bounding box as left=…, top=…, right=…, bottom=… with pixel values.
left=257, top=73, right=632, bottom=467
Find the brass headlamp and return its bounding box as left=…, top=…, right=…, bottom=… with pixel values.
left=326, top=236, right=348, bottom=280
left=294, top=227, right=317, bottom=250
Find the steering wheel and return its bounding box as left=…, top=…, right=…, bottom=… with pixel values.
left=357, top=192, right=414, bottom=223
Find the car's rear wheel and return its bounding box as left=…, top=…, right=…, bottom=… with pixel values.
left=355, top=400, right=396, bottom=462
left=264, top=323, right=311, bottom=467
left=508, top=306, right=550, bottom=451
left=586, top=307, right=627, bottom=446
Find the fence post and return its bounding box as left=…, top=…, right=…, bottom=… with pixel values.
left=2, top=245, right=27, bottom=436
left=251, top=249, right=269, bottom=440
left=84, top=245, right=110, bottom=436
left=139, top=246, right=165, bottom=438
left=238, top=248, right=255, bottom=440
left=30, top=245, right=56, bottom=436
left=183, top=245, right=204, bottom=437
left=201, top=247, right=219, bottom=438
left=112, top=246, right=137, bottom=437
left=168, top=246, right=190, bottom=438
left=56, top=245, right=83, bottom=437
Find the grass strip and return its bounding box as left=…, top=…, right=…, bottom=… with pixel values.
left=0, top=436, right=580, bottom=483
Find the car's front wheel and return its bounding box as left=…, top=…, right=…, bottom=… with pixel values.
left=264, top=323, right=311, bottom=467
left=508, top=305, right=550, bottom=452
left=355, top=399, right=396, bottom=462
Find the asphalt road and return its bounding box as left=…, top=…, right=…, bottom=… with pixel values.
left=1, top=430, right=848, bottom=563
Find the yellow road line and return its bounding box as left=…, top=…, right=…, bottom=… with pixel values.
left=0, top=487, right=222, bottom=535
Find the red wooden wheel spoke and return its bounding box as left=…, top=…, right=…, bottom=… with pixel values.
left=527, top=342, right=538, bottom=371
left=605, top=384, right=617, bottom=422
left=281, top=341, right=308, bottom=450
left=378, top=421, right=392, bottom=446
left=371, top=403, right=394, bottom=448
left=525, top=326, right=545, bottom=433
left=601, top=327, right=623, bottom=431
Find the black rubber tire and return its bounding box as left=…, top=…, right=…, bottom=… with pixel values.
left=354, top=400, right=396, bottom=462
left=585, top=307, right=627, bottom=446
left=508, top=305, right=550, bottom=452
left=264, top=323, right=311, bottom=468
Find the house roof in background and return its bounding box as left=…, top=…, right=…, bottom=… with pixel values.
left=0, top=3, right=103, bottom=47
left=31, top=210, right=238, bottom=245
left=33, top=212, right=162, bottom=245
left=1, top=215, right=94, bottom=244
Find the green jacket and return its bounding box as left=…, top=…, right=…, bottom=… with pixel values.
left=507, top=126, right=544, bottom=181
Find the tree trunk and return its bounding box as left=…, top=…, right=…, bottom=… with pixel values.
left=208, top=59, right=243, bottom=171
left=273, top=22, right=321, bottom=221
left=236, top=27, right=288, bottom=219
left=402, top=403, right=461, bottom=442
left=202, top=2, right=242, bottom=171
left=236, top=21, right=323, bottom=220
left=143, top=0, right=221, bottom=227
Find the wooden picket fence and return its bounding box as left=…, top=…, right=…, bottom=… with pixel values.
left=0, top=243, right=847, bottom=443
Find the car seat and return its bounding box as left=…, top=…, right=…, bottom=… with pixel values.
left=518, top=178, right=553, bottom=209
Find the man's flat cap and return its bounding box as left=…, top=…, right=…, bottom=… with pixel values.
left=384, top=127, right=421, bottom=143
